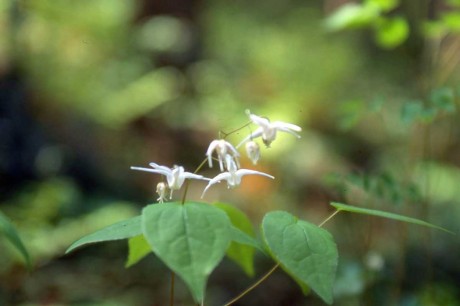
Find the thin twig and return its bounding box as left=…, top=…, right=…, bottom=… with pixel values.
left=223, top=263, right=280, bottom=306
left=220, top=121, right=252, bottom=139
left=318, top=210, right=341, bottom=228
left=181, top=158, right=208, bottom=204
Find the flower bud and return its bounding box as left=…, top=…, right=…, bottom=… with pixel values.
left=156, top=182, right=168, bottom=203
left=245, top=141, right=260, bottom=165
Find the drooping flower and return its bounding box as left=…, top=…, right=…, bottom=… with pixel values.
left=245, top=140, right=260, bottom=165
left=131, top=162, right=210, bottom=199
left=237, top=110, right=302, bottom=148
left=201, top=165, right=274, bottom=198
left=206, top=139, right=240, bottom=171
left=224, top=154, right=237, bottom=173
left=156, top=182, right=168, bottom=203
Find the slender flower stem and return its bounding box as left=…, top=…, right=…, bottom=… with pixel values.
left=222, top=209, right=341, bottom=305
left=181, top=158, right=209, bottom=204
left=222, top=263, right=280, bottom=306
left=318, top=210, right=341, bottom=228
left=169, top=272, right=175, bottom=306
left=219, top=121, right=252, bottom=139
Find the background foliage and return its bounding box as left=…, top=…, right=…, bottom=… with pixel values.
left=1, top=0, right=460, bottom=305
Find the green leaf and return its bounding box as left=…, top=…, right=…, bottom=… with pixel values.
left=442, top=12, right=460, bottom=31
left=375, top=16, right=409, bottom=49
left=325, top=3, right=379, bottom=31
left=142, top=202, right=231, bottom=303
left=214, top=202, right=256, bottom=276
left=0, top=211, right=31, bottom=269
left=262, top=211, right=338, bottom=304
left=125, top=235, right=152, bottom=268
left=66, top=216, right=142, bottom=254
left=230, top=226, right=265, bottom=253
left=366, top=0, right=399, bottom=11
left=330, top=202, right=455, bottom=234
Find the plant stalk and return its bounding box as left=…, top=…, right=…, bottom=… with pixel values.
left=169, top=272, right=175, bottom=306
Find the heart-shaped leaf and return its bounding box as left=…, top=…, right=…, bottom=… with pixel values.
left=262, top=211, right=338, bottom=304
left=214, top=202, right=257, bottom=276
left=142, top=202, right=231, bottom=302
left=126, top=235, right=152, bottom=268
left=66, top=216, right=142, bottom=254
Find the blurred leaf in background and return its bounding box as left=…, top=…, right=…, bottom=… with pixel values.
left=0, top=210, right=31, bottom=269
left=9, top=0, right=184, bottom=127
left=325, top=0, right=409, bottom=49
left=0, top=0, right=459, bottom=304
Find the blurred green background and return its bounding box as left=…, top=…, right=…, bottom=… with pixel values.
left=1, top=0, right=460, bottom=305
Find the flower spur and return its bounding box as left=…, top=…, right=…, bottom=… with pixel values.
left=201, top=155, right=274, bottom=198
left=131, top=162, right=210, bottom=199
left=237, top=110, right=302, bottom=148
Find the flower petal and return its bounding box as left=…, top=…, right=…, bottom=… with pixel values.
left=273, top=121, right=302, bottom=132
left=130, top=166, right=170, bottom=177
left=274, top=126, right=301, bottom=138
left=249, top=113, right=271, bottom=128
left=206, top=140, right=220, bottom=168
left=235, top=169, right=275, bottom=180
left=149, top=162, right=173, bottom=172
left=201, top=172, right=232, bottom=198
left=236, top=128, right=263, bottom=148
left=182, top=172, right=211, bottom=181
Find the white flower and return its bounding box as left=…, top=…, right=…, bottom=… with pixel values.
left=131, top=163, right=209, bottom=199
left=201, top=166, right=274, bottom=198
left=156, top=182, right=168, bottom=203
left=245, top=141, right=260, bottom=165
left=224, top=154, right=238, bottom=173
left=237, top=110, right=302, bottom=148
left=206, top=139, right=240, bottom=171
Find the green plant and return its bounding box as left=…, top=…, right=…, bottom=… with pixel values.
left=0, top=210, right=31, bottom=270
left=66, top=110, right=451, bottom=305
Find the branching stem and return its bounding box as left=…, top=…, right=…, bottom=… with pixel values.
left=219, top=121, right=252, bottom=139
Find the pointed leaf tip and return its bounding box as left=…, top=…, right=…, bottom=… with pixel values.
left=142, top=202, right=232, bottom=302
left=330, top=202, right=455, bottom=234
left=66, top=216, right=142, bottom=254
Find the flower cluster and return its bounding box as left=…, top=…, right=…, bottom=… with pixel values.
left=131, top=110, right=302, bottom=202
